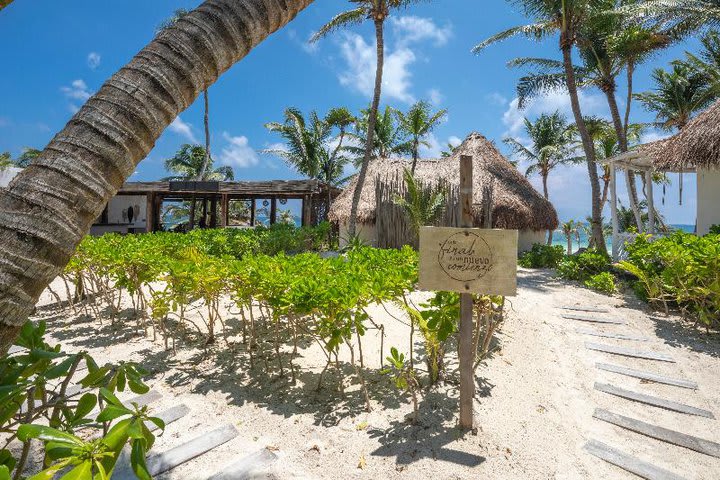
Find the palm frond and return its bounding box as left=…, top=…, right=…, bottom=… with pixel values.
left=472, top=21, right=556, bottom=53
left=310, top=7, right=366, bottom=43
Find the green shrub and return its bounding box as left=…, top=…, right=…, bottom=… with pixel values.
left=619, top=231, right=720, bottom=328
left=584, top=272, right=616, bottom=295
left=556, top=249, right=609, bottom=281
left=708, top=224, right=720, bottom=235
left=518, top=244, right=565, bottom=268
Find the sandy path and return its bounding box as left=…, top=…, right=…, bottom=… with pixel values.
left=29, top=268, right=720, bottom=479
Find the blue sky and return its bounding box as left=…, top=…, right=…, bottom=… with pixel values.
left=0, top=0, right=702, bottom=225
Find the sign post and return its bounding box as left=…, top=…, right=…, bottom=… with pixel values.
left=418, top=155, right=517, bottom=430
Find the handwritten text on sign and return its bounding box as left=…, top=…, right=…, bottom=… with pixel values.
left=418, top=227, right=518, bottom=296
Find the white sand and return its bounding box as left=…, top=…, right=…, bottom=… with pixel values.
left=28, top=268, right=720, bottom=479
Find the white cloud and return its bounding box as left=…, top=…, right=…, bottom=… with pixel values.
left=486, top=92, right=508, bottom=106
left=390, top=16, right=452, bottom=47
left=448, top=135, right=462, bottom=147
left=168, top=116, right=198, bottom=143
left=502, top=91, right=607, bottom=138
left=288, top=29, right=318, bottom=54
left=219, top=132, right=259, bottom=168
left=338, top=32, right=416, bottom=103
left=428, top=88, right=443, bottom=105
left=335, top=17, right=450, bottom=105
left=640, top=130, right=671, bottom=144
left=87, top=52, right=101, bottom=70
left=419, top=134, right=465, bottom=158
left=61, top=79, right=92, bottom=101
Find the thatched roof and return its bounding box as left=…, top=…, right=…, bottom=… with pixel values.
left=656, top=100, right=720, bottom=171
left=329, top=132, right=559, bottom=231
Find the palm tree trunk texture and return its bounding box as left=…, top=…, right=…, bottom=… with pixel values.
left=348, top=18, right=384, bottom=238
left=561, top=39, right=607, bottom=255
left=0, top=0, right=315, bottom=353
left=410, top=139, right=419, bottom=175
left=603, top=87, right=643, bottom=231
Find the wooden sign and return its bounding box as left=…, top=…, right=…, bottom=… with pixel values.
left=418, top=226, right=518, bottom=296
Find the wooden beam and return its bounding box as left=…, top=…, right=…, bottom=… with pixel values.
left=458, top=154, right=474, bottom=430
left=560, top=305, right=609, bottom=313
left=250, top=199, right=256, bottom=226
left=270, top=198, right=277, bottom=225
left=146, top=193, right=154, bottom=233
left=561, top=313, right=626, bottom=325
left=302, top=194, right=312, bottom=226
left=593, top=408, right=720, bottom=459
left=595, top=362, right=697, bottom=389
left=594, top=382, right=714, bottom=418
left=206, top=448, right=278, bottom=480
left=584, top=439, right=687, bottom=480
left=586, top=342, right=674, bottom=362
left=576, top=328, right=651, bottom=342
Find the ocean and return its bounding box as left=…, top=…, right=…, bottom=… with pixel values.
left=549, top=224, right=696, bottom=253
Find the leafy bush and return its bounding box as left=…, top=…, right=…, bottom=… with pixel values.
left=619, top=232, right=720, bottom=327
left=584, top=272, right=616, bottom=295
left=708, top=224, right=720, bottom=235
left=518, top=244, right=565, bottom=268
left=1, top=322, right=159, bottom=479
left=556, top=249, right=610, bottom=281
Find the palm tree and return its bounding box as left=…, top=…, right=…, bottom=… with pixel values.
left=0, top=0, right=316, bottom=350
left=504, top=111, right=578, bottom=201
left=0, top=152, right=12, bottom=172
left=164, top=144, right=234, bottom=181
left=620, top=0, right=720, bottom=36
left=561, top=219, right=577, bottom=254
left=474, top=0, right=609, bottom=255
left=345, top=106, right=412, bottom=161
left=635, top=63, right=716, bottom=130
left=311, top=0, right=424, bottom=238
left=392, top=168, right=446, bottom=246
left=681, top=29, right=720, bottom=88
left=396, top=101, right=447, bottom=174
left=158, top=9, right=214, bottom=181
left=265, top=107, right=352, bottom=218
left=14, top=148, right=41, bottom=168
left=504, top=111, right=578, bottom=244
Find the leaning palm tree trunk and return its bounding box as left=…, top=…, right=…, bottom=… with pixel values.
left=0, top=0, right=315, bottom=353
left=561, top=39, right=607, bottom=255
left=348, top=18, right=384, bottom=238
left=198, top=89, right=212, bottom=181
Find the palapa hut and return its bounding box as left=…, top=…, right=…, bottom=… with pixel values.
left=601, top=100, right=720, bottom=259
left=330, top=132, right=559, bottom=252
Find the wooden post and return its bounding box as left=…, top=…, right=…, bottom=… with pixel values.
left=459, top=154, right=474, bottom=430
left=146, top=193, right=155, bottom=233
left=610, top=164, right=619, bottom=260
left=302, top=195, right=312, bottom=226
left=210, top=196, right=218, bottom=228
left=270, top=198, right=277, bottom=225
left=250, top=199, right=256, bottom=226
left=220, top=194, right=229, bottom=228
left=646, top=170, right=655, bottom=235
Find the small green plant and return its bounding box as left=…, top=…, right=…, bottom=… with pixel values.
left=584, top=272, right=616, bottom=295
left=708, top=224, right=720, bottom=235
left=519, top=244, right=565, bottom=268
left=382, top=347, right=419, bottom=423
left=556, top=249, right=609, bottom=281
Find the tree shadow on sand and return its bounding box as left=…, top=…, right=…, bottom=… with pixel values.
left=516, top=269, right=567, bottom=293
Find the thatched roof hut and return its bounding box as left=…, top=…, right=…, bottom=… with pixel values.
left=330, top=132, right=558, bottom=232
left=656, top=99, right=720, bottom=171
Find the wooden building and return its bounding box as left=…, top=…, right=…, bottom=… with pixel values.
left=91, top=179, right=339, bottom=235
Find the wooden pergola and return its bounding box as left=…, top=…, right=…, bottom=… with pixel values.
left=112, top=179, right=337, bottom=232
left=598, top=149, right=694, bottom=260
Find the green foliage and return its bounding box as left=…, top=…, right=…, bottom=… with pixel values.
left=584, top=272, right=616, bottom=295
left=518, top=243, right=565, bottom=268
left=556, top=249, right=610, bottom=281
left=709, top=224, right=720, bottom=235
left=1, top=322, right=158, bottom=479
left=392, top=168, right=447, bottom=241
left=619, top=232, right=720, bottom=327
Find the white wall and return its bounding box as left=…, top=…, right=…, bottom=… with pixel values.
left=697, top=168, right=720, bottom=235
left=518, top=230, right=547, bottom=253
left=107, top=195, right=147, bottom=228
left=0, top=167, right=22, bottom=188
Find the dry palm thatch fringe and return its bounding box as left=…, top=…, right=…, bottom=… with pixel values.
left=656, top=99, right=720, bottom=171
left=330, top=132, right=559, bottom=232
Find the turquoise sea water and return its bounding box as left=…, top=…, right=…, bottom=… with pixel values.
left=549, top=224, right=695, bottom=254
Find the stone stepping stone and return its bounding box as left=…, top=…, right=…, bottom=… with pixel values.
left=594, top=382, right=714, bottom=418
left=585, top=342, right=674, bottom=362
left=594, top=408, right=720, bottom=459
left=584, top=439, right=687, bottom=480
left=577, top=328, right=651, bottom=342
left=207, top=448, right=278, bottom=480
left=596, top=363, right=698, bottom=390
left=562, top=314, right=626, bottom=325
left=561, top=305, right=609, bottom=313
